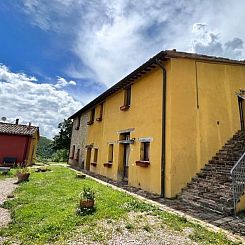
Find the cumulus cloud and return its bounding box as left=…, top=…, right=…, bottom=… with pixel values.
left=0, top=64, right=82, bottom=138
left=54, top=76, right=76, bottom=88
left=191, top=23, right=244, bottom=59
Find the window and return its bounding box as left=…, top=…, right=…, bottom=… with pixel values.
left=70, top=145, right=75, bottom=159
left=119, top=132, right=131, bottom=142
left=75, top=116, right=80, bottom=130
left=108, top=144, right=114, bottom=163
left=75, top=149, right=80, bottom=161
left=87, top=108, right=95, bottom=125
left=93, top=148, right=98, bottom=163
left=96, top=103, right=103, bottom=121
left=120, top=86, right=131, bottom=111
left=140, top=142, right=150, bottom=161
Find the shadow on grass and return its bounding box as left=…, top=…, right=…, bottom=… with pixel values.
left=76, top=206, right=96, bottom=216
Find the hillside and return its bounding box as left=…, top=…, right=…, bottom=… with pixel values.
left=37, top=136, right=54, bottom=159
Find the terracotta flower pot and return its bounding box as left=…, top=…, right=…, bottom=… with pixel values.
left=80, top=199, right=94, bottom=208
left=16, top=172, right=30, bottom=183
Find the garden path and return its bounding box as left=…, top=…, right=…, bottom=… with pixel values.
left=0, top=178, right=17, bottom=228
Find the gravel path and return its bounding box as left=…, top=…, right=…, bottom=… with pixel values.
left=0, top=178, right=17, bottom=228
left=67, top=212, right=198, bottom=245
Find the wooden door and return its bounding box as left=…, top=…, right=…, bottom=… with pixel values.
left=85, top=148, right=91, bottom=170
left=123, top=144, right=130, bottom=181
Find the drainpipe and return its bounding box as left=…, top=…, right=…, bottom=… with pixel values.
left=156, top=58, right=167, bottom=198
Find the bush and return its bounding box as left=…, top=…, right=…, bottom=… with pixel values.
left=51, top=149, right=68, bottom=162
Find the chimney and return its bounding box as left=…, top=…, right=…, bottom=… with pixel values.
left=15, top=118, right=19, bottom=125
left=172, top=49, right=176, bottom=51
left=28, top=122, right=31, bottom=128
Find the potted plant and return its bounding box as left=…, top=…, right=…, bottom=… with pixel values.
left=16, top=167, right=30, bottom=183
left=80, top=186, right=95, bottom=208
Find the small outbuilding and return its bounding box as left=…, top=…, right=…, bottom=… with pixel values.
left=0, top=119, right=39, bottom=166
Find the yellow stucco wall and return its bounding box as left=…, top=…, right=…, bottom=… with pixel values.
left=165, top=58, right=245, bottom=197
left=26, top=131, right=39, bottom=165
left=80, top=56, right=245, bottom=198
left=86, top=68, right=163, bottom=194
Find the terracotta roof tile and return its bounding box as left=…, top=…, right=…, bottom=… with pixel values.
left=0, top=122, right=39, bottom=136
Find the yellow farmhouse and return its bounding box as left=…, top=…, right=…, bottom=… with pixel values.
left=69, top=50, right=245, bottom=214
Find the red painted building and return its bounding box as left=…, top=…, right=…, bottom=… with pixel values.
left=0, top=121, right=39, bottom=166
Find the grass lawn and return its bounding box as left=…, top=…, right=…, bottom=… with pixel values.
left=0, top=166, right=240, bottom=245
left=0, top=169, right=17, bottom=180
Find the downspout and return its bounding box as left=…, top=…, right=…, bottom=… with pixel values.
left=156, top=58, right=167, bottom=198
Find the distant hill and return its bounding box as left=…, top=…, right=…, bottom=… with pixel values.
left=37, top=136, right=55, bottom=160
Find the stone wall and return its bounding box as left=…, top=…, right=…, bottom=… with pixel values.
left=69, top=111, right=89, bottom=168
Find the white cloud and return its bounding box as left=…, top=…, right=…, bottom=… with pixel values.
left=54, top=76, right=76, bottom=88
left=191, top=23, right=244, bottom=59
left=22, top=0, right=82, bottom=32
left=0, top=64, right=82, bottom=138
left=21, top=0, right=245, bottom=87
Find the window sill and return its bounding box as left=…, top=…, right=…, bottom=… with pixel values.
left=87, top=121, right=94, bottom=125
left=96, top=117, right=102, bottom=122
left=136, top=161, right=150, bottom=167
left=103, top=162, right=112, bottom=168
left=90, top=162, right=97, bottom=166
left=120, top=105, right=130, bottom=111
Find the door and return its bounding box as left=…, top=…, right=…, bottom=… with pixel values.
left=85, top=148, right=91, bottom=170
left=123, top=144, right=130, bottom=181
left=238, top=97, right=245, bottom=130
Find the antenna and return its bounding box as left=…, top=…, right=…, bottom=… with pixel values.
left=1, top=117, right=7, bottom=122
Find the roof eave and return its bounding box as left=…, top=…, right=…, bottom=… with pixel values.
left=69, top=49, right=245, bottom=120
left=69, top=51, right=167, bottom=119
left=0, top=132, right=33, bottom=137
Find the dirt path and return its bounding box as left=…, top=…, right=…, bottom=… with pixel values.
left=0, top=178, right=17, bottom=228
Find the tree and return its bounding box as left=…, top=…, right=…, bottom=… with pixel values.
left=52, top=119, right=72, bottom=151
left=51, top=149, right=69, bottom=162
left=36, top=136, right=54, bottom=160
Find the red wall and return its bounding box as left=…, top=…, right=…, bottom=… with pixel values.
left=0, top=134, right=30, bottom=164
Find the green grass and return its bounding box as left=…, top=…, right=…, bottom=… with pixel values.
left=0, top=166, right=240, bottom=245
left=0, top=169, right=17, bottom=180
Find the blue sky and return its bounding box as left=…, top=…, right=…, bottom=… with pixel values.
left=0, top=0, right=244, bottom=138
left=0, top=1, right=105, bottom=99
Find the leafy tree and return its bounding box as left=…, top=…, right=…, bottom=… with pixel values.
left=51, top=149, right=69, bottom=162
left=52, top=119, right=72, bottom=151
left=37, top=136, right=54, bottom=160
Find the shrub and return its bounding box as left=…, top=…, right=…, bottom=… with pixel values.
left=51, top=149, right=68, bottom=162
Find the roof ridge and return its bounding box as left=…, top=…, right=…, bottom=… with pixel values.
left=165, top=49, right=245, bottom=64
left=0, top=122, right=38, bottom=128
